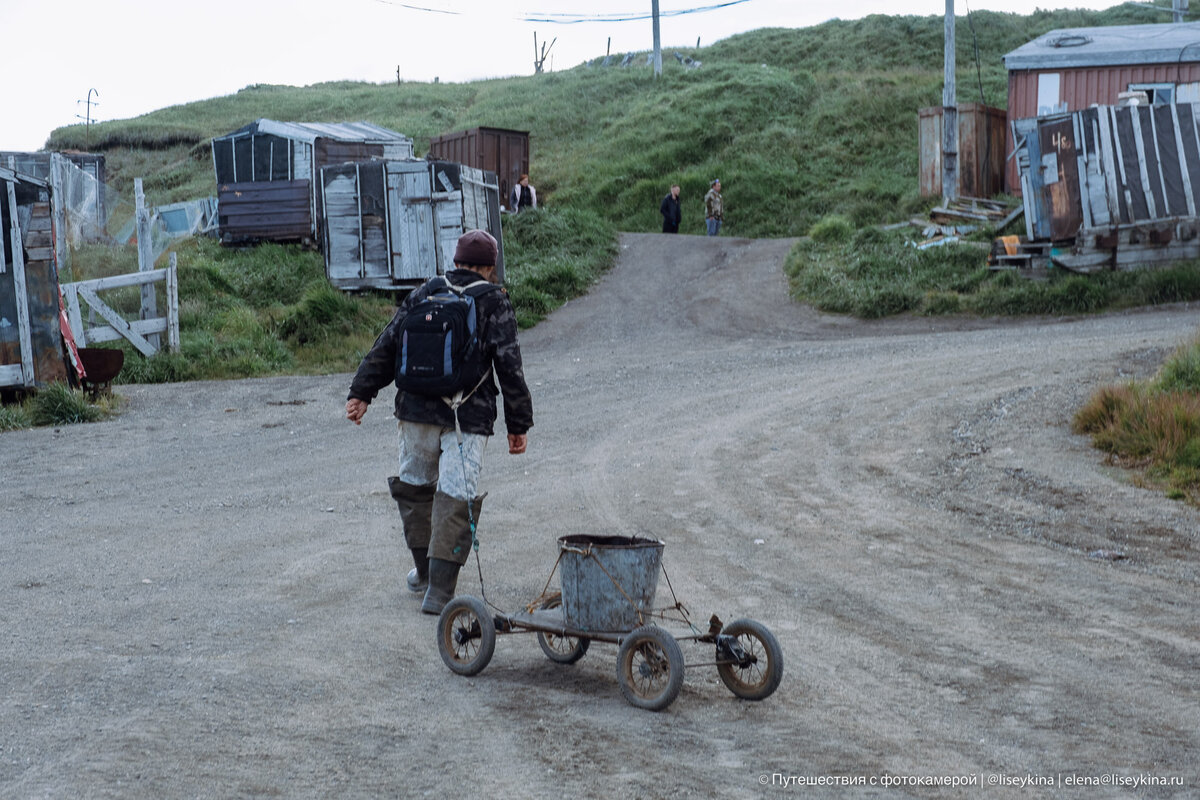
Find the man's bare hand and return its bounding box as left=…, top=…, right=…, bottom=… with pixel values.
left=346, top=398, right=368, bottom=425
left=508, top=433, right=527, bottom=454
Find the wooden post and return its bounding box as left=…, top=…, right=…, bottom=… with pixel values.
left=134, top=178, right=160, bottom=350
left=651, top=0, right=662, bottom=77
left=7, top=180, right=34, bottom=386
left=50, top=154, right=67, bottom=275
left=167, top=252, right=180, bottom=352
left=942, top=0, right=958, bottom=201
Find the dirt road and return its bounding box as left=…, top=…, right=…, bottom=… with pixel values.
left=3, top=233, right=1198, bottom=798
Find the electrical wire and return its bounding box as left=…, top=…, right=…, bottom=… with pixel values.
left=523, top=1, right=756, bottom=24
left=372, top=0, right=757, bottom=24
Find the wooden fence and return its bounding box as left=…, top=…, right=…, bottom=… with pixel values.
left=61, top=260, right=179, bottom=357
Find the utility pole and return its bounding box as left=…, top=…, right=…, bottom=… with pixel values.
left=942, top=0, right=958, bottom=201
left=652, top=0, right=662, bottom=77
left=76, top=88, right=99, bottom=150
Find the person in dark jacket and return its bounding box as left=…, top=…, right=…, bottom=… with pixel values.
left=660, top=184, right=682, bottom=233
left=345, top=229, right=533, bottom=614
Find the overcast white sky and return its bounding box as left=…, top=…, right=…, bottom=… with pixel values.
left=2, top=0, right=1130, bottom=152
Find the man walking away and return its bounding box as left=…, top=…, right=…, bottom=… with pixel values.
left=345, top=229, right=533, bottom=615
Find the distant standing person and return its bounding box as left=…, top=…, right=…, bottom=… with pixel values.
left=660, top=184, right=682, bottom=233
left=704, top=178, right=723, bottom=236
left=509, top=174, right=537, bottom=213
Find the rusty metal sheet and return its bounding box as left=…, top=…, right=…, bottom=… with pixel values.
left=1038, top=118, right=1083, bottom=240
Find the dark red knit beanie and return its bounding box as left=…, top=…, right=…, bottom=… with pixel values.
left=454, top=229, right=498, bottom=267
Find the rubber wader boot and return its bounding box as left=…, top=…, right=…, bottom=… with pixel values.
left=387, top=477, right=436, bottom=593
left=407, top=549, right=428, bottom=593
left=421, top=558, right=461, bottom=616
left=421, top=492, right=484, bottom=615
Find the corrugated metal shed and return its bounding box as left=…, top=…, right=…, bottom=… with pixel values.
left=320, top=160, right=504, bottom=290
left=427, top=128, right=529, bottom=212
left=211, top=119, right=415, bottom=244
left=1003, top=22, right=1200, bottom=193
left=1, top=167, right=67, bottom=390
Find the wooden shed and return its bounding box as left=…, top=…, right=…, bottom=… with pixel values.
left=1012, top=102, right=1200, bottom=270
left=1, top=166, right=67, bottom=390
left=918, top=104, right=1007, bottom=198
left=427, top=127, right=529, bottom=212
left=211, top=120, right=415, bottom=245
left=1003, top=21, right=1200, bottom=193
left=320, top=160, right=503, bottom=291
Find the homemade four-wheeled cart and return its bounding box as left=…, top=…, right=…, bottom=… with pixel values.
left=435, top=534, right=783, bottom=711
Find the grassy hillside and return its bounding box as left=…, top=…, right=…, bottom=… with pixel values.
left=26, top=3, right=1200, bottom=392
left=47, top=5, right=1160, bottom=237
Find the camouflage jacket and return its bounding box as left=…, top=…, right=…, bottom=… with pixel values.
left=347, top=268, right=534, bottom=437
left=704, top=188, right=723, bottom=220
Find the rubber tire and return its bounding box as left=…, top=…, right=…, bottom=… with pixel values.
left=437, top=596, right=496, bottom=676
left=715, top=618, right=783, bottom=701
left=535, top=596, right=590, bottom=665
left=616, top=625, right=685, bottom=712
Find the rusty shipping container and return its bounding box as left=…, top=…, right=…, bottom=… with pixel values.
left=211, top=120, right=415, bottom=244
left=1, top=166, right=67, bottom=390
left=918, top=104, right=1007, bottom=198
left=427, top=128, right=529, bottom=212
left=1003, top=22, right=1200, bottom=193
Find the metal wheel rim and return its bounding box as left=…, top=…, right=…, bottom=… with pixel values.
left=443, top=606, right=482, bottom=666
left=623, top=639, right=672, bottom=701
left=542, top=630, right=581, bottom=657
left=722, top=631, right=770, bottom=692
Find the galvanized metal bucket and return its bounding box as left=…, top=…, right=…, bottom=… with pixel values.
left=558, top=535, right=665, bottom=632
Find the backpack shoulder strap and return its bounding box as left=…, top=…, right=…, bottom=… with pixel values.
left=460, top=279, right=499, bottom=295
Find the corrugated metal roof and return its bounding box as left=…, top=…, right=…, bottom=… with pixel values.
left=215, top=119, right=412, bottom=145
left=1004, top=22, right=1200, bottom=70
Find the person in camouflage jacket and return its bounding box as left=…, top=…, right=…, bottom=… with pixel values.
left=345, top=229, right=533, bottom=614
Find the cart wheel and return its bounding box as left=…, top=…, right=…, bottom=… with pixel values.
left=535, top=596, right=590, bottom=664
left=715, top=618, right=783, bottom=701
left=616, top=625, right=685, bottom=711
left=437, top=596, right=495, bottom=676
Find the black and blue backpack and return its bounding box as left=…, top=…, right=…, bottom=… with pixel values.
left=394, top=277, right=498, bottom=399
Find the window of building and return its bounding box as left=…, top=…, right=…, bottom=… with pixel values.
left=1129, top=82, right=1176, bottom=104
left=1037, top=73, right=1064, bottom=115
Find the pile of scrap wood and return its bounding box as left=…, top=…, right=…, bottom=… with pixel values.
left=931, top=196, right=1023, bottom=228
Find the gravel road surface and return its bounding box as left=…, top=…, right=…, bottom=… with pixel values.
left=3, top=233, right=1198, bottom=798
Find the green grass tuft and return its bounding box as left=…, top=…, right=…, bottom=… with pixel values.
left=28, top=383, right=104, bottom=426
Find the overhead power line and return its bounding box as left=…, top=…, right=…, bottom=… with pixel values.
left=372, top=0, right=756, bottom=24
left=523, top=1, right=755, bottom=24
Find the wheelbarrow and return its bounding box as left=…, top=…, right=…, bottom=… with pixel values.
left=435, top=534, right=783, bottom=711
